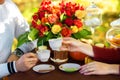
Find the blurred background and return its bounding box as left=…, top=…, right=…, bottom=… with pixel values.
left=13, top=0, right=120, bottom=23
left=12, top=0, right=120, bottom=50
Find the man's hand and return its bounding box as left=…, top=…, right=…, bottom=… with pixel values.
left=15, top=53, right=38, bottom=72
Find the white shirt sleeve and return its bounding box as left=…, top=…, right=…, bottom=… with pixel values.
left=0, top=63, right=10, bottom=78
left=13, top=4, right=29, bottom=38
left=18, top=41, right=37, bottom=53
left=9, top=0, right=36, bottom=52
left=0, top=61, right=17, bottom=78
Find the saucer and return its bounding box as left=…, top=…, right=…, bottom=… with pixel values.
left=33, top=64, right=55, bottom=73
left=59, top=63, right=80, bottom=72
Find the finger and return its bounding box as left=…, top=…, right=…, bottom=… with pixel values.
left=83, top=71, right=97, bottom=75
left=80, top=62, right=96, bottom=69
left=60, top=43, right=72, bottom=51
left=26, top=63, right=36, bottom=70
left=29, top=61, right=37, bottom=66
left=80, top=66, right=90, bottom=73
left=63, top=37, right=73, bottom=41
left=80, top=67, right=94, bottom=74
left=28, top=62, right=37, bottom=67
left=62, top=40, right=71, bottom=45
left=26, top=58, right=38, bottom=63
left=80, top=63, right=95, bottom=73
left=25, top=53, right=37, bottom=58
left=30, top=63, right=36, bottom=68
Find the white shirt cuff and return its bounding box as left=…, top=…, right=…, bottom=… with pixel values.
left=0, top=63, right=10, bottom=78
left=13, top=61, right=18, bottom=73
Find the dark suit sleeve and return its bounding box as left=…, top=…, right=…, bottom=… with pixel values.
left=93, top=46, right=120, bottom=64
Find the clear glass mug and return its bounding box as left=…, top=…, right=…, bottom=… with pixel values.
left=50, top=50, right=68, bottom=64
left=48, top=38, right=68, bottom=64
left=106, top=18, right=120, bottom=48
left=106, top=27, right=120, bottom=48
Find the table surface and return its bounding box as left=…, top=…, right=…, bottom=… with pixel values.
left=8, top=60, right=120, bottom=80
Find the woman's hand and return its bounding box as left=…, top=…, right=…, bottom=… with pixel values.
left=80, top=61, right=119, bottom=75
left=60, top=37, right=81, bottom=52
left=15, top=53, right=38, bottom=72
left=60, top=37, right=94, bottom=57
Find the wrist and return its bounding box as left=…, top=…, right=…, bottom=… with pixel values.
left=13, top=48, right=24, bottom=57
left=79, top=42, right=94, bottom=57
left=109, top=64, right=119, bottom=75
left=15, top=60, right=20, bottom=72
left=15, top=60, right=21, bottom=72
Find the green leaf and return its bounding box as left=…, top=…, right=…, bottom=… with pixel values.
left=104, top=41, right=111, bottom=48
left=28, top=28, right=39, bottom=41
left=37, top=37, right=47, bottom=47
left=32, top=8, right=39, bottom=13
left=37, top=32, right=54, bottom=47
left=45, top=22, right=51, bottom=28
left=73, top=29, right=91, bottom=39
left=46, top=32, right=54, bottom=41
left=17, top=32, right=29, bottom=47
left=60, top=13, right=67, bottom=22
left=37, top=20, right=41, bottom=25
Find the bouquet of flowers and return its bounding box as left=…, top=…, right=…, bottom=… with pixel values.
left=17, top=0, right=91, bottom=48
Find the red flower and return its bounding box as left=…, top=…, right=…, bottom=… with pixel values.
left=48, top=14, right=58, bottom=24
left=63, top=2, right=79, bottom=17
left=66, top=10, right=72, bottom=17
left=41, top=17, right=48, bottom=24
left=64, top=18, right=73, bottom=26
left=80, top=6, right=84, bottom=10
left=35, top=25, right=41, bottom=30
left=38, top=11, right=45, bottom=19
left=61, top=27, right=72, bottom=37
left=32, top=14, right=38, bottom=21
left=40, top=25, right=48, bottom=34
left=52, top=6, right=61, bottom=17
left=56, top=22, right=63, bottom=27
left=40, top=0, right=52, bottom=13
left=59, top=2, right=77, bottom=17
left=32, top=20, right=37, bottom=28
left=36, top=25, right=49, bottom=37
left=41, top=0, right=51, bottom=6
left=39, top=32, right=44, bottom=37
left=74, top=19, right=83, bottom=28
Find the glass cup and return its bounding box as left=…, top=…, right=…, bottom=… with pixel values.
left=50, top=51, right=68, bottom=64
left=106, top=18, right=120, bottom=48
left=37, top=50, right=50, bottom=62
left=48, top=38, right=68, bottom=64
left=106, top=27, right=120, bottom=48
